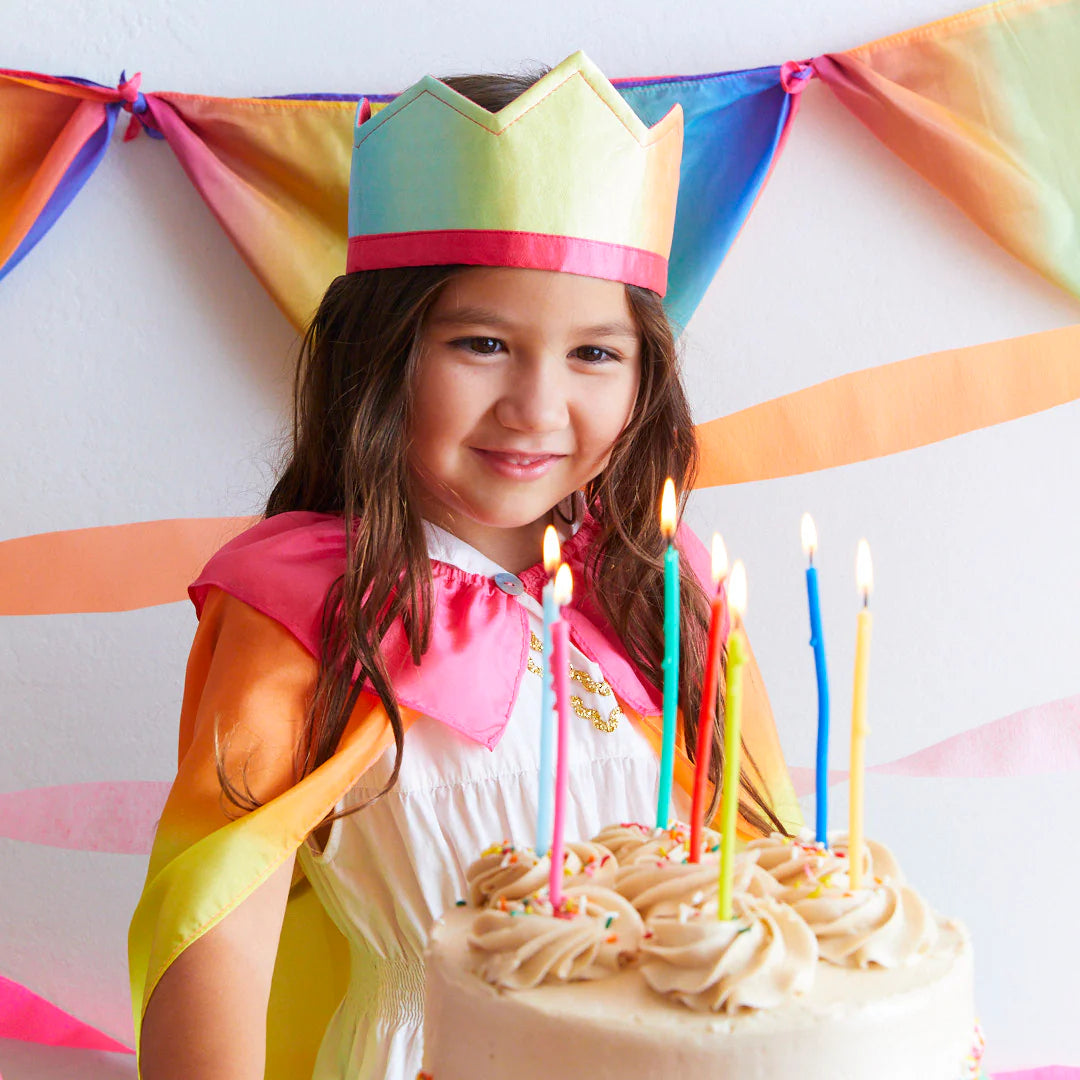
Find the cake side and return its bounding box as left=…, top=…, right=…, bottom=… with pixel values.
left=421, top=907, right=976, bottom=1080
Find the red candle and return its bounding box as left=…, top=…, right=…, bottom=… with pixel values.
left=689, top=534, right=729, bottom=863
left=548, top=563, right=573, bottom=910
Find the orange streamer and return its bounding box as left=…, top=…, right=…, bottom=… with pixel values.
left=695, top=322, right=1080, bottom=487
left=0, top=517, right=255, bottom=615
left=3, top=325, right=1079, bottom=613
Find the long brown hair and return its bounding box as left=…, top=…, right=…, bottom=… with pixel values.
left=221, top=70, right=787, bottom=838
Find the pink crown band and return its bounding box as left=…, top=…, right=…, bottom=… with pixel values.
left=346, top=229, right=669, bottom=295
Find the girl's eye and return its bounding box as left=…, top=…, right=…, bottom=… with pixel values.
left=454, top=337, right=504, bottom=355
left=573, top=346, right=618, bottom=364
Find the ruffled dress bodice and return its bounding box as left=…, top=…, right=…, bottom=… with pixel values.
left=297, top=524, right=679, bottom=1080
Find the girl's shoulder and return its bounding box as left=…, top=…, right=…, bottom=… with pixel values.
left=189, top=511, right=346, bottom=659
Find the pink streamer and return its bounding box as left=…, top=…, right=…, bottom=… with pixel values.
left=992, top=1071, right=1080, bottom=1079
left=790, top=693, right=1080, bottom=797
left=0, top=780, right=169, bottom=853
left=0, top=975, right=131, bottom=1053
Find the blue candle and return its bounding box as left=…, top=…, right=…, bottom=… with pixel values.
left=802, top=514, right=831, bottom=846
left=536, top=526, right=561, bottom=856
left=656, top=479, right=680, bottom=830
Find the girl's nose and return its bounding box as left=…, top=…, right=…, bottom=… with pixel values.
left=493, top=353, right=570, bottom=433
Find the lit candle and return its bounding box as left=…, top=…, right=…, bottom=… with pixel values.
left=717, top=560, right=748, bottom=920
left=535, top=526, right=561, bottom=857
left=848, top=540, right=873, bottom=890
left=548, top=563, right=573, bottom=910
left=655, top=477, right=680, bottom=830
left=689, top=534, right=728, bottom=863
left=802, top=513, right=831, bottom=847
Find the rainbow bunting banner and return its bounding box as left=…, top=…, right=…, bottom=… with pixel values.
left=813, top=0, right=1080, bottom=301
left=0, top=66, right=801, bottom=329
left=0, top=68, right=156, bottom=282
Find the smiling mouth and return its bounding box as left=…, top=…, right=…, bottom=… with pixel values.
left=471, top=448, right=566, bottom=478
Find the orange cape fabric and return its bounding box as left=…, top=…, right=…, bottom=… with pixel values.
left=129, top=587, right=800, bottom=1078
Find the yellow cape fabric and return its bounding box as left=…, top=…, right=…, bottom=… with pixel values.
left=129, top=586, right=800, bottom=1078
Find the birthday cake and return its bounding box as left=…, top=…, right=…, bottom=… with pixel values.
left=420, top=825, right=984, bottom=1080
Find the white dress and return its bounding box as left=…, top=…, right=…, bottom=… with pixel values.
left=297, top=524, right=685, bottom=1080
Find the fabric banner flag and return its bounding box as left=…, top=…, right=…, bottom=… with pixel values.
left=0, top=69, right=153, bottom=282
left=0, top=66, right=799, bottom=328
left=813, top=0, right=1080, bottom=301
left=140, top=67, right=798, bottom=330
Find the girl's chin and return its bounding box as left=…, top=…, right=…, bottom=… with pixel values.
left=443, top=498, right=571, bottom=536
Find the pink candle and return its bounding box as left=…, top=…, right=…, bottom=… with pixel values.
left=548, top=563, right=573, bottom=911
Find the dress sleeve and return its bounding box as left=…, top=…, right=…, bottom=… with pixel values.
left=128, top=587, right=414, bottom=1078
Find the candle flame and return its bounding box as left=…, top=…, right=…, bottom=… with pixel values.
left=856, top=539, right=873, bottom=602
left=728, top=560, right=748, bottom=620
left=660, top=477, right=677, bottom=540
left=711, top=533, right=729, bottom=586
left=800, top=513, right=818, bottom=558
left=553, top=562, right=574, bottom=606
left=543, top=525, right=561, bottom=575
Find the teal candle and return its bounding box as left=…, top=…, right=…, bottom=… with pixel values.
left=656, top=478, right=680, bottom=829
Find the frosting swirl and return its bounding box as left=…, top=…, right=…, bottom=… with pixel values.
left=466, top=840, right=617, bottom=907
left=615, top=850, right=778, bottom=919
left=592, top=821, right=719, bottom=865
left=467, top=842, right=549, bottom=907
left=468, top=885, right=644, bottom=989
left=746, top=831, right=904, bottom=890
left=640, top=894, right=818, bottom=1013
left=786, top=882, right=938, bottom=968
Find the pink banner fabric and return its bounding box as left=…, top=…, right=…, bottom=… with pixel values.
left=0, top=976, right=131, bottom=1053
left=993, top=1071, right=1080, bottom=1079
left=789, top=692, right=1080, bottom=796
left=3, top=694, right=1076, bottom=855
left=0, top=780, right=169, bottom=854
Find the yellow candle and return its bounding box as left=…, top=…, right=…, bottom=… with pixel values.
left=848, top=540, right=873, bottom=891
left=717, top=560, right=747, bottom=921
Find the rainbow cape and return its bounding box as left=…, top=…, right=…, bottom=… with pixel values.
left=128, top=513, right=801, bottom=1078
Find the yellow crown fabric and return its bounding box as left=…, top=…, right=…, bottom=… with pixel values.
left=347, top=51, right=683, bottom=293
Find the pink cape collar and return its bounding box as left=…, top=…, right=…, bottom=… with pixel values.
left=189, top=511, right=718, bottom=750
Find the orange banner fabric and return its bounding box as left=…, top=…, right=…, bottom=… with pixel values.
left=0, top=517, right=255, bottom=615
left=695, top=322, right=1080, bottom=487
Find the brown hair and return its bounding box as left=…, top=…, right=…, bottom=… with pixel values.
left=220, top=70, right=787, bottom=839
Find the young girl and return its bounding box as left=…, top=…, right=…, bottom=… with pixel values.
left=130, top=53, right=800, bottom=1080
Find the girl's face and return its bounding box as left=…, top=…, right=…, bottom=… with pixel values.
left=410, top=266, right=642, bottom=566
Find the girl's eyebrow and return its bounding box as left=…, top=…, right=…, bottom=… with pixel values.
left=428, top=305, right=512, bottom=328
left=430, top=305, right=637, bottom=339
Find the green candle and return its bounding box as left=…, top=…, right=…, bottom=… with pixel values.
left=718, top=560, right=748, bottom=920
left=655, top=477, right=680, bottom=830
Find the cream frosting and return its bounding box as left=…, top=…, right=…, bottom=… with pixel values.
left=615, top=849, right=779, bottom=919
left=467, top=884, right=644, bottom=989
left=466, top=840, right=616, bottom=907
left=640, top=894, right=818, bottom=1014
left=591, top=821, right=719, bottom=865
left=746, top=831, right=905, bottom=890
left=787, top=881, right=939, bottom=968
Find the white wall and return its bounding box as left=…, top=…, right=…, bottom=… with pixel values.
left=2, top=0, right=1078, bottom=1075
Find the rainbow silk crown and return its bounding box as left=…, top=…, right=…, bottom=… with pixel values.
left=347, top=51, right=684, bottom=294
